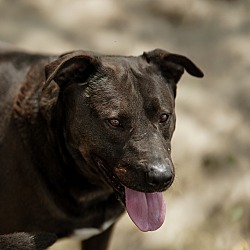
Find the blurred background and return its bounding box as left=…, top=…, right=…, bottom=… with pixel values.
left=0, top=0, right=249, bottom=249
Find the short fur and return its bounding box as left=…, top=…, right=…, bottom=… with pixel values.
left=0, top=48, right=203, bottom=250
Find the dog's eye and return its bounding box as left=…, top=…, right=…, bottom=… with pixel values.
left=108, top=118, right=122, bottom=128
left=159, top=113, right=170, bottom=123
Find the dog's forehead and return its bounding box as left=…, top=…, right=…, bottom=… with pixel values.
left=101, top=56, right=173, bottom=99
left=99, top=56, right=142, bottom=79
left=99, top=56, right=161, bottom=89
left=87, top=56, right=174, bottom=116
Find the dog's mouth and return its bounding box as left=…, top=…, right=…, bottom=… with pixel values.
left=93, top=156, right=125, bottom=200
left=93, top=156, right=166, bottom=232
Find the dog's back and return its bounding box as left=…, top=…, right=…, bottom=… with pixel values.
left=0, top=50, right=51, bottom=233
left=0, top=49, right=59, bottom=249
left=0, top=50, right=47, bottom=130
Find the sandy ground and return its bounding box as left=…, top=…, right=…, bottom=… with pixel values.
left=0, top=0, right=249, bottom=249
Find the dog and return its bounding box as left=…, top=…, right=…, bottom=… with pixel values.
left=0, top=47, right=203, bottom=250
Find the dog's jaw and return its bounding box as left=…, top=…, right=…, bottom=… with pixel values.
left=93, top=156, right=167, bottom=232
left=93, top=156, right=125, bottom=202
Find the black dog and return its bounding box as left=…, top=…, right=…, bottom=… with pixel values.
left=0, top=48, right=203, bottom=250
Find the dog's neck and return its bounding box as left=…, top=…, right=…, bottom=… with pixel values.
left=13, top=62, right=113, bottom=212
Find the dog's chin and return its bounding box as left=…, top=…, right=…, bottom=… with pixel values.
left=92, top=156, right=126, bottom=203
left=92, top=155, right=168, bottom=232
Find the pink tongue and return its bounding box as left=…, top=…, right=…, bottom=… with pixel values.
left=125, top=187, right=166, bottom=232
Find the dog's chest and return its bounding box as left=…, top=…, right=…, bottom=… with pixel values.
left=71, top=218, right=116, bottom=241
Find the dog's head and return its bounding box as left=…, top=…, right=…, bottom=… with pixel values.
left=44, top=49, right=203, bottom=232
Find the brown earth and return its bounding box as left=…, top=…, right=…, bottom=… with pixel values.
left=0, top=0, right=249, bottom=249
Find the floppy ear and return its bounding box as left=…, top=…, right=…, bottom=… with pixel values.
left=44, top=51, right=99, bottom=89
left=143, top=49, right=204, bottom=83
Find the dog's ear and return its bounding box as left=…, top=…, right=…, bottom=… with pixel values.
left=143, top=49, right=204, bottom=83
left=44, top=52, right=99, bottom=89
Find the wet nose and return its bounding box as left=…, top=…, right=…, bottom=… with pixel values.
left=146, top=165, right=174, bottom=191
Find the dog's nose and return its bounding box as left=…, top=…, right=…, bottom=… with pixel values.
left=146, top=165, right=173, bottom=191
